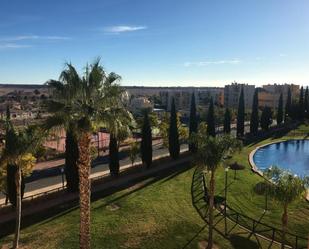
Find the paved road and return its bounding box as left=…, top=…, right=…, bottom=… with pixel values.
left=0, top=143, right=188, bottom=205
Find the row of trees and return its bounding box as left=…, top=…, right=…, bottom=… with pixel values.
left=189, top=86, right=309, bottom=140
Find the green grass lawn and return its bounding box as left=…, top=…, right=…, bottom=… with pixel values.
left=0, top=124, right=308, bottom=249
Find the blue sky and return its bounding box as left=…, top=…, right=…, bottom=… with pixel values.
left=0, top=0, right=308, bottom=86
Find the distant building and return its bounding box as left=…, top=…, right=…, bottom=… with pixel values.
left=257, top=88, right=278, bottom=109
left=262, top=84, right=300, bottom=104
left=224, top=83, right=255, bottom=109
left=125, top=86, right=224, bottom=112
left=129, top=96, right=153, bottom=114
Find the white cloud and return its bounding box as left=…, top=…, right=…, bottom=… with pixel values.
left=0, top=35, right=70, bottom=41
left=103, top=25, right=147, bottom=34
left=184, top=59, right=241, bottom=67
left=0, top=43, right=32, bottom=49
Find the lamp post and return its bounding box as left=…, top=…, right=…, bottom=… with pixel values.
left=97, top=133, right=100, bottom=158
left=61, top=167, right=65, bottom=188
left=224, top=167, right=229, bottom=235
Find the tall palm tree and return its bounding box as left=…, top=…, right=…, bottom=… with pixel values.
left=265, top=166, right=306, bottom=249
left=45, top=59, right=129, bottom=249
left=191, top=123, right=241, bottom=249
left=0, top=123, right=42, bottom=249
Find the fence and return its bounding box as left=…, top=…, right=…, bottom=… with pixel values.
left=192, top=166, right=308, bottom=249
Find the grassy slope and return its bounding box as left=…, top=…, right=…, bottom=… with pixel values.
left=0, top=124, right=308, bottom=249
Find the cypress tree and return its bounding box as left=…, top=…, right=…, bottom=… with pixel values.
left=260, top=107, right=272, bottom=131
left=65, top=127, right=79, bottom=192
left=223, top=108, right=231, bottom=134
left=237, top=87, right=245, bottom=137
left=109, top=133, right=119, bottom=176
left=206, top=98, right=216, bottom=137
left=6, top=105, right=10, bottom=120
left=304, top=87, right=309, bottom=119
left=189, top=92, right=198, bottom=152
left=5, top=124, right=25, bottom=206
left=277, top=93, right=283, bottom=125
left=285, top=88, right=291, bottom=122
left=141, top=111, right=152, bottom=167
left=299, top=86, right=304, bottom=120
left=250, top=89, right=259, bottom=135
left=168, top=98, right=180, bottom=159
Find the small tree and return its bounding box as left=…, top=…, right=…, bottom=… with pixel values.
left=223, top=108, right=231, bottom=134
left=65, top=125, right=79, bottom=192
left=129, top=141, right=139, bottom=166
left=191, top=126, right=242, bottom=249
left=250, top=89, right=259, bottom=134
left=277, top=93, right=284, bottom=125
left=260, top=107, right=272, bottom=131
left=109, top=133, right=119, bottom=177
left=168, top=98, right=180, bottom=159
left=304, top=87, right=309, bottom=119
left=298, top=86, right=304, bottom=120
left=285, top=88, right=292, bottom=122
left=264, top=167, right=306, bottom=249
left=237, top=87, right=245, bottom=137
left=141, top=112, right=152, bottom=167
left=189, top=92, right=198, bottom=152
left=206, top=98, right=216, bottom=137
left=1, top=124, right=41, bottom=249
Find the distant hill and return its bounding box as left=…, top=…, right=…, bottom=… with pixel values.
left=0, top=84, right=48, bottom=96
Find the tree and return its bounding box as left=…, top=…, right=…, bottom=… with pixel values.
left=260, top=107, right=272, bottom=131
left=108, top=109, right=133, bottom=177
left=277, top=93, right=284, bottom=125
left=223, top=108, right=231, bottom=134
left=65, top=125, right=79, bottom=192
left=250, top=89, right=259, bottom=135
left=206, top=98, right=216, bottom=137
left=191, top=127, right=241, bottom=249
left=168, top=98, right=180, bottom=159
left=159, top=112, right=188, bottom=149
left=264, top=167, right=306, bottom=249
left=298, top=86, right=304, bottom=120
left=129, top=141, right=139, bottom=166
left=304, top=87, right=309, bottom=118
left=237, top=87, right=245, bottom=137
left=285, top=88, right=291, bottom=122
left=141, top=111, right=152, bottom=167
left=1, top=124, right=41, bottom=249
left=6, top=105, right=10, bottom=120
left=189, top=92, right=198, bottom=152
left=45, top=59, right=128, bottom=249
left=109, top=133, right=119, bottom=177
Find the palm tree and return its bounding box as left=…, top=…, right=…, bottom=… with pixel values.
left=0, top=123, right=42, bottom=249
left=45, top=59, right=129, bottom=249
left=191, top=123, right=241, bottom=249
left=264, top=167, right=306, bottom=249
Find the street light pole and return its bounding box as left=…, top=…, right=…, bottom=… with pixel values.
left=61, top=167, right=65, bottom=188
left=224, top=167, right=229, bottom=235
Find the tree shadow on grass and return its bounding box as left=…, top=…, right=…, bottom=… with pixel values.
left=0, top=159, right=193, bottom=238
left=229, top=234, right=259, bottom=249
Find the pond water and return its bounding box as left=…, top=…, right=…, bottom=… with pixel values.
left=253, top=140, right=309, bottom=177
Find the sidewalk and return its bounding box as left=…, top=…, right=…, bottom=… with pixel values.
left=0, top=145, right=188, bottom=206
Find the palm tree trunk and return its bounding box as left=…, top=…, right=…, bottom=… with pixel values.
left=13, top=166, right=21, bottom=249
left=281, top=204, right=288, bottom=249
left=207, top=170, right=215, bottom=249
left=77, top=132, right=91, bottom=249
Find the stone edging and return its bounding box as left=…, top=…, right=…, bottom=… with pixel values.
left=248, top=138, right=309, bottom=201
